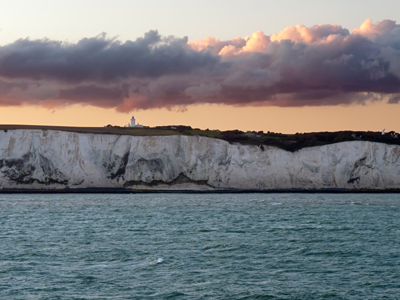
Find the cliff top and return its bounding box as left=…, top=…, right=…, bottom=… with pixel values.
left=1, top=124, right=399, bottom=152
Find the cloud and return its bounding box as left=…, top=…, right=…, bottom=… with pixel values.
left=388, top=93, right=400, bottom=104
left=270, top=24, right=349, bottom=43
left=0, top=31, right=218, bottom=82
left=189, top=36, right=246, bottom=55
left=0, top=19, right=399, bottom=111
left=352, top=19, right=397, bottom=37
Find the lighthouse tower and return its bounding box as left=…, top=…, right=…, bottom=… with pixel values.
left=130, top=116, right=136, bottom=127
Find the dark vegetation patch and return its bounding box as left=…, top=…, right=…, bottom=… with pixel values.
left=1, top=125, right=399, bottom=152
left=107, top=152, right=130, bottom=180
left=0, top=153, right=68, bottom=185
left=348, top=177, right=360, bottom=184
left=156, top=126, right=400, bottom=152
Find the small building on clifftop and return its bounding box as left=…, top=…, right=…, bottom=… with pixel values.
left=125, top=116, right=143, bottom=128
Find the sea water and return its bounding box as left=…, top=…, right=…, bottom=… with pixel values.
left=1, top=193, right=400, bottom=299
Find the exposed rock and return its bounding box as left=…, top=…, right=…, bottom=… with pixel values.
left=0, top=129, right=399, bottom=191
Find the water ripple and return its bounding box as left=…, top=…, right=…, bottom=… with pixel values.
left=1, top=193, right=400, bottom=299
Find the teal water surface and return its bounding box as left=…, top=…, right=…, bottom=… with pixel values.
left=1, top=193, right=400, bottom=299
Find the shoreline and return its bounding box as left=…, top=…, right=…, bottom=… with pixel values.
left=1, top=188, right=400, bottom=194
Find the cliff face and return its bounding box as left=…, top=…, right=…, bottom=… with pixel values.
left=0, top=129, right=399, bottom=191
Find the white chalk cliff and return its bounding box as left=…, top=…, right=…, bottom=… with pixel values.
left=0, top=129, right=399, bottom=191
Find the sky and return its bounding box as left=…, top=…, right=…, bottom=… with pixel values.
left=0, top=0, right=400, bottom=133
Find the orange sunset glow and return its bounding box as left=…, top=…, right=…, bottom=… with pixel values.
left=1, top=101, right=399, bottom=134
left=0, top=17, right=399, bottom=133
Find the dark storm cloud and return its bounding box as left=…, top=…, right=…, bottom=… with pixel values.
left=0, top=30, right=218, bottom=82
left=57, top=85, right=129, bottom=107
left=388, top=94, right=400, bottom=103
left=0, top=19, right=400, bottom=111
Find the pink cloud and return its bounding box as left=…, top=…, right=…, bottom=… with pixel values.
left=352, top=19, right=397, bottom=37
left=188, top=36, right=245, bottom=55
left=240, top=31, right=270, bottom=53
left=0, top=20, right=399, bottom=111
left=270, top=24, right=348, bottom=43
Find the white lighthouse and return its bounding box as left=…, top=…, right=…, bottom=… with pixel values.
left=125, top=115, right=143, bottom=128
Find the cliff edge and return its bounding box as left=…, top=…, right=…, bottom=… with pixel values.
left=0, top=129, right=399, bottom=191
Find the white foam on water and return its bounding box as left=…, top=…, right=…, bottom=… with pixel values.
left=132, top=262, right=147, bottom=268
left=87, top=264, right=108, bottom=269
left=132, top=257, right=163, bottom=268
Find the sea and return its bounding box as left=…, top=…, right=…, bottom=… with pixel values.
left=1, top=193, right=400, bottom=300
